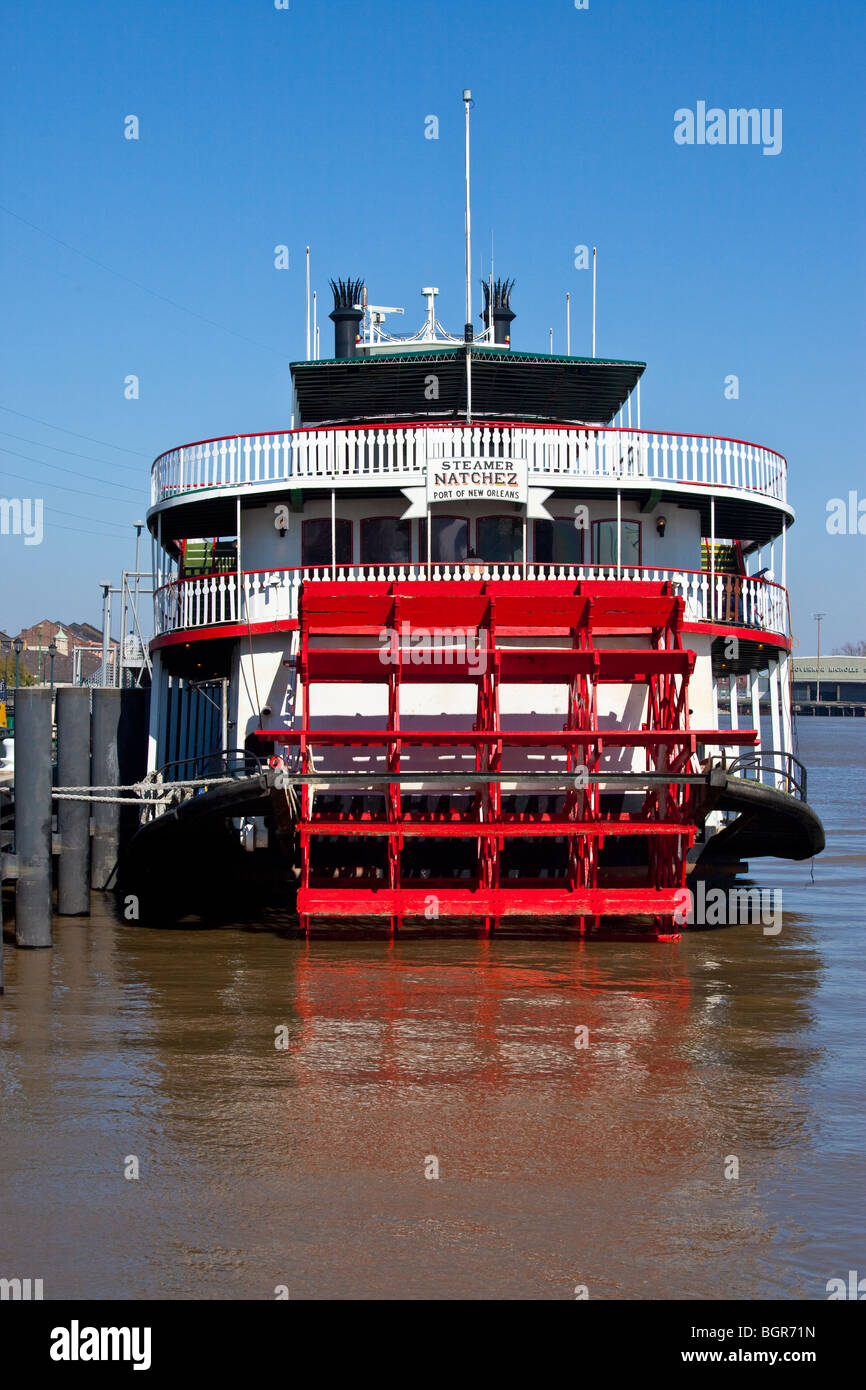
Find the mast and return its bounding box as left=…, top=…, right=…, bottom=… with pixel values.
left=463, top=88, right=473, bottom=422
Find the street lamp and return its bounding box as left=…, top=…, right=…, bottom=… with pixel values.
left=812, top=612, right=826, bottom=706
left=100, top=579, right=112, bottom=685
left=13, top=636, right=23, bottom=692
left=48, top=638, right=58, bottom=698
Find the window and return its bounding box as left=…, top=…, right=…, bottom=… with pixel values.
left=534, top=519, right=584, bottom=565
left=360, top=516, right=411, bottom=564
left=476, top=515, right=523, bottom=563
left=302, top=518, right=352, bottom=566
left=419, top=515, right=469, bottom=563
left=592, top=519, right=641, bottom=567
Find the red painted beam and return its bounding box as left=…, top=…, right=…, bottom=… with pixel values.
left=297, top=886, right=688, bottom=918
left=254, top=728, right=757, bottom=746
left=300, top=820, right=696, bottom=838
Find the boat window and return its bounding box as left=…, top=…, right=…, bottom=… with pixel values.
left=533, top=519, right=584, bottom=564
left=476, top=515, right=523, bottom=562
left=360, top=516, right=412, bottom=564
left=419, top=516, right=469, bottom=563
left=302, top=518, right=352, bottom=566
left=592, top=519, right=641, bottom=566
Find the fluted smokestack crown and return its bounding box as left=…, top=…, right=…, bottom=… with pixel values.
left=480, top=277, right=516, bottom=345
left=329, top=278, right=365, bottom=357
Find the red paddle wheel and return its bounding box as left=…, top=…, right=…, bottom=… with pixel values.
left=272, top=579, right=751, bottom=940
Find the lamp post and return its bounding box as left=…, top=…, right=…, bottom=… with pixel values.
left=48, top=639, right=57, bottom=699
left=812, top=612, right=826, bottom=706
left=100, top=579, right=112, bottom=685
left=13, top=636, right=23, bottom=692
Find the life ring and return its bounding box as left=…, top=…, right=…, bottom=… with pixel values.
left=269, top=754, right=285, bottom=770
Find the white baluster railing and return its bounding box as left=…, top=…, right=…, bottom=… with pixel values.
left=154, top=565, right=790, bottom=642
left=151, top=424, right=788, bottom=506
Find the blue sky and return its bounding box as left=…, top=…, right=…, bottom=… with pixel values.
left=1, top=0, right=863, bottom=650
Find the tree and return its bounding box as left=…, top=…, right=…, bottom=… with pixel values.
left=833, top=642, right=866, bottom=656
left=0, top=654, right=36, bottom=687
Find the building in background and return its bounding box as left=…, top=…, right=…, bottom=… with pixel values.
left=792, top=657, right=866, bottom=715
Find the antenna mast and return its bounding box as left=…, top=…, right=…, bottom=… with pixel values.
left=463, top=88, right=473, bottom=422
left=305, top=246, right=311, bottom=360
left=592, top=246, right=597, bottom=358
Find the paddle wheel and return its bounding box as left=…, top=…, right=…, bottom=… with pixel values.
left=271, top=577, right=748, bottom=941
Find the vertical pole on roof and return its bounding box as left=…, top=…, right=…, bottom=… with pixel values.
left=566, top=293, right=571, bottom=355
left=549, top=328, right=553, bottom=353
left=331, top=489, right=336, bottom=580
left=305, top=247, right=311, bottom=360
left=592, top=247, right=597, bottom=358
left=463, top=89, right=473, bottom=424
left=312, top=290, right=317, bottom=362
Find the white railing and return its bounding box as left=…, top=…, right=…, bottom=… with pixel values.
left=151, top=424, right=788, bottom=506
left=154, top=565, right=790, bottom=640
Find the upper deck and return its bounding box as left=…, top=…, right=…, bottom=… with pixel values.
left=149, top=419, right=790, bottom=540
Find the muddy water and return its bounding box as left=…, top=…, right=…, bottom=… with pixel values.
left=0, top=720, right=863, bottom=1300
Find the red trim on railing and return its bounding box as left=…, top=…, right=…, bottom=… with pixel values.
left=150, top=619, right=298, bottom=652
left=150, top=616, right=790, bottom=655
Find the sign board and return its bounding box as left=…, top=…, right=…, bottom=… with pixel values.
left=792, top=658, right=866, bottom=679
left=426, top=458, right=528, bottom=507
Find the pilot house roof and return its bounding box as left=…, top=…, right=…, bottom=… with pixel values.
left=290, top=347, right=645, bottom=428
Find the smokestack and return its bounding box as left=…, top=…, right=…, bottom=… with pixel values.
left=480, top=277, right=515, bottom=347
left=329, top=278, right=365, bottom=358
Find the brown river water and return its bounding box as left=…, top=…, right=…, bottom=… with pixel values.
left=1, top=719, right=863, bottom=1300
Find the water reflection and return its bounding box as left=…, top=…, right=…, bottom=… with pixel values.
left=0, top=721, right=860, bottom=1300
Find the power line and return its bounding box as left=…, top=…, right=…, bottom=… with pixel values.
left=45, top=506, right=131, bottom=531
left=49, top=523, right=143, bottom=541
left=0, top=404, right=149, bottom=456
left=0, top=465, right=141, bottom=505
left=0, top=204, right=287, bottom=359
left=0, top=429, right=143, bottom=475
left=0, top=446, right=142, bottom=493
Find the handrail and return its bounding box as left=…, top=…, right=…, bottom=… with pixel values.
left=723, top=751, right=808, bottom=801
left=154, top=561, right=789, bottom=596
left=150, top=421, right=789, bottom=508
left=154, top=748, right=262, bottom=782
left=152, top=563, right=791, bottom=640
